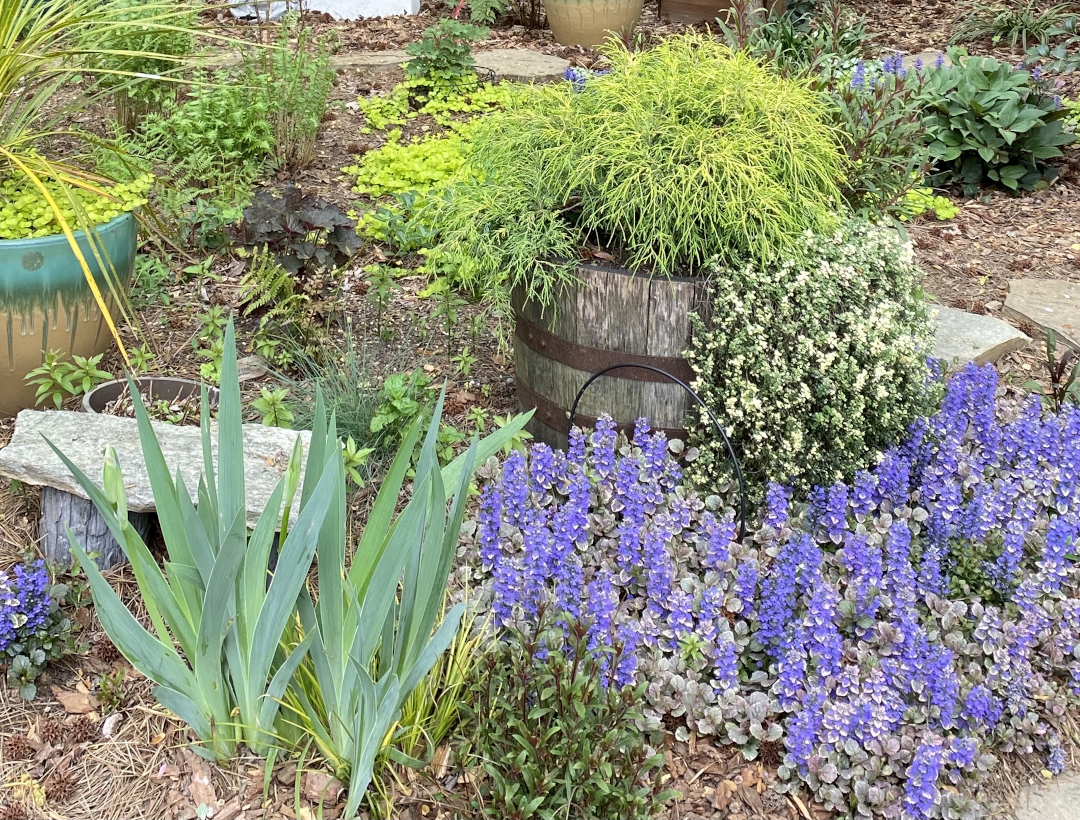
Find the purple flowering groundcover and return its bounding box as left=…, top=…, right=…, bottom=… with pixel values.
left=461, top=363, right=1080, bottom=819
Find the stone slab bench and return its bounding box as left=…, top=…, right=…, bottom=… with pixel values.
left=0, top=410, right=310, bottom=569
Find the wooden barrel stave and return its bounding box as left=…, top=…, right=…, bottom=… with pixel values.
left=513, top=264, right=709, bottom=449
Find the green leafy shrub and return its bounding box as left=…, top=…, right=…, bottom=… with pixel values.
left=89, top=0, right=196, bottom=129
left=405, top=19, right=488, bottom=84
left=423, top=34, right=845, bottom=310
left=687, top=219, right=935, bottom=494
left=463, top=608, right=674, bottom=819
left=24, top=350, right=113, bottom=408
left=716, top=0, right=869, bottom=77
left=0, top=174, right=151, bottom=240
left=243, top=13, right=336, bottom=170
left=370, top=370, right=437, bottom=442
left=141, top=73, right=275, bottom=187
left=818, top=58, right=930, bottom=216
left=467, top=0, right=508, bottom=24
left=917, top=49, right=1075, bottom=194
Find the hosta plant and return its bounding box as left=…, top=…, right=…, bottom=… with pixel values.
left=917, top=48, right=1075, bottom=193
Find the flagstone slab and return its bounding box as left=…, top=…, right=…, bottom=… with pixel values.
left=931, top=304, right=1029, bottom=365
left=0, top=409, right=309, bottom=530
left=1004, top=279, right=1080, bottom=351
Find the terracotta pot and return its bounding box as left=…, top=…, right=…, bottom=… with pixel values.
left=545, top=0, right=644, bottom=47
left=0, top=212, right=137, bottom=418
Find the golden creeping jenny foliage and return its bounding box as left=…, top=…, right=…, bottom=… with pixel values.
left=425, top=34, right=847, bottom=306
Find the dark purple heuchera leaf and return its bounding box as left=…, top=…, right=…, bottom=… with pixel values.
left=235, top=183, right=360, bottom=278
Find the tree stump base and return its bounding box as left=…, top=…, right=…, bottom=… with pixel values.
left=40, top=487, right=153, bottom=570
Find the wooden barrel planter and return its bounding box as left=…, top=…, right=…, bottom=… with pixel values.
left=659, top=0, right=784, bottom=26
left=513, top=264, right=710, bottom=449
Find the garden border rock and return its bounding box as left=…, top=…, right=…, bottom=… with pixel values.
left=0, top=410, right=310, bottom=568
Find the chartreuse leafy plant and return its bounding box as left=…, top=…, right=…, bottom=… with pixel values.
left=917, top=48, right=1075, bottom=194
left=51, top=321, right=330, bottom=761
left=344, top=122, right=478, bottom=198
left=0, top=0, right=212, bottom=361
left=423, top=34, right=845, bottom=310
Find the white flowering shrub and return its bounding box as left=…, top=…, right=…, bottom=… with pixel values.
left=686, top=220, right=934, bottom=493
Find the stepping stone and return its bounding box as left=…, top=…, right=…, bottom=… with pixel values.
left=1015, top=774, right=1080, bottom=820
left=207, top=47, right=571, bottom=83
left=901, top=51, right=950, bottom=70
left=1004, top=279, right=1080, bottom=351
left=931, top=304, right=1030, bottom=365
left=474, top=49, right=571, bottom=83
left=0, top=410, right=310, bottom=568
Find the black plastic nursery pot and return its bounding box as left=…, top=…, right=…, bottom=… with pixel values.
left=82, top=376, right=219, bottom=414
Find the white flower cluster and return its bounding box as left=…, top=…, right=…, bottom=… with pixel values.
left=686, top=220, right=934, bottom=493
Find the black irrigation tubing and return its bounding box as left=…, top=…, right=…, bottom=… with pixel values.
left=567, top=363, right=748, bottom=541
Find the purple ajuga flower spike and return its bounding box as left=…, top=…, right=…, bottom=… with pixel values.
left=590, top=415, right=618, bottom=482
left=851, top=60, right=867, bottom=89
left=703, top=514, right=736, bottom=570
left=851, top=470, right=876, bottom=518
left=477, top=484, right=504, bottom=570
left=884, top=519, right=917, bottom=610
left=935, top=52, right=946, bottom=68
left=585, top=570, right=616, bottom=649
left=874, top=449, right=911, bottom=507
left=734, top=558, right=758, bottom=619
left=904, top=737, right=944, bottom=820
left=822, top=482, right=849, bottom=543
left=764, top=482, right=790, bottom=530
left=1048, top=732, right=1067, bottom=774
left=0, top=561, right=53, bottom=655
left=501, top=450, right=529, bottom=529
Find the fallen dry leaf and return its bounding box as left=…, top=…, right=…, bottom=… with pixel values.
left=188, top=754, right=217, bottom=816
left=51, top=686, right=98, bottom=715
left=301, top=770, right=343, bottom=805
